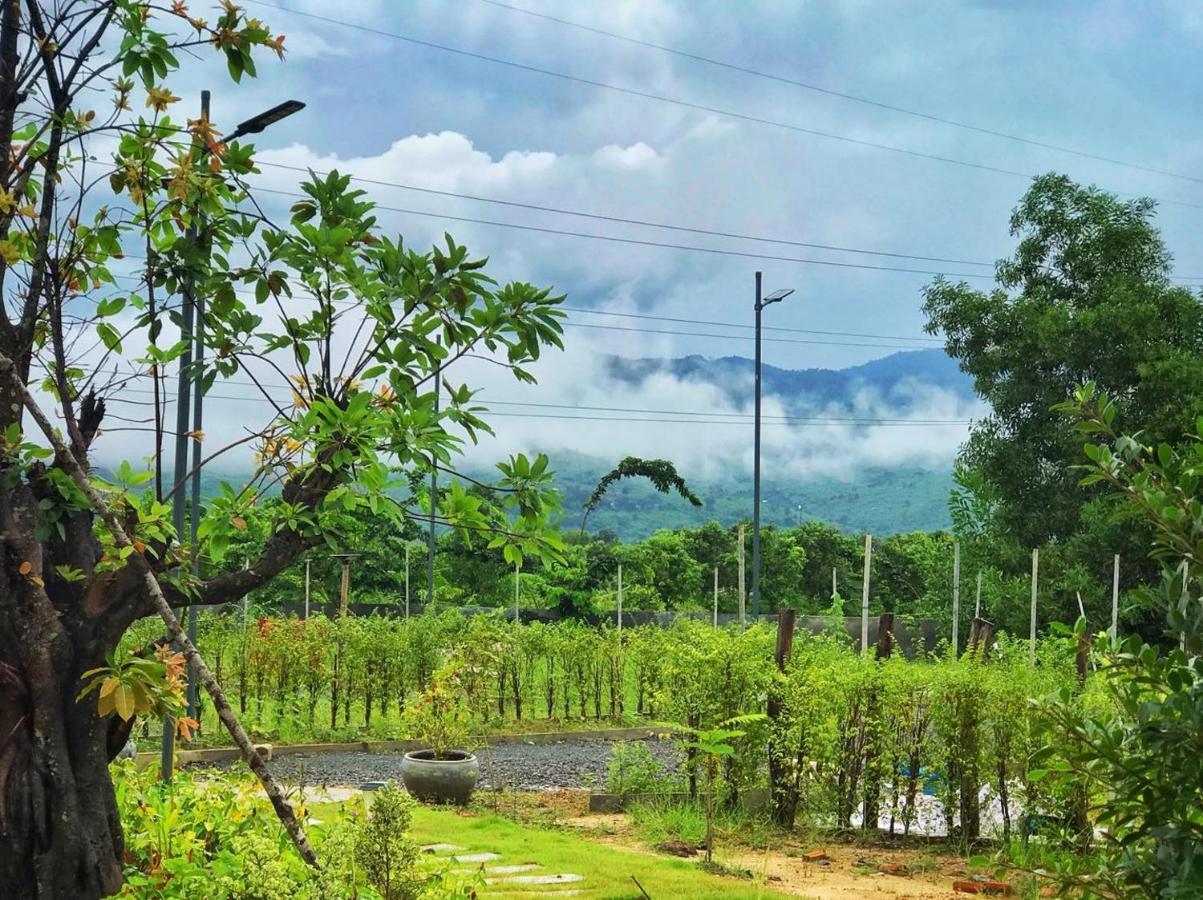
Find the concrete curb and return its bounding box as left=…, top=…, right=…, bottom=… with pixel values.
left=136, top=725, right=674, bottom=767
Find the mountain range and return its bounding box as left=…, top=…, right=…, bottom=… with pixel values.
left=180, top=348, right=977, bottom=540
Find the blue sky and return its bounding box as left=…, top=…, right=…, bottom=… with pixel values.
left=96, top=0, right=1203, bottom=474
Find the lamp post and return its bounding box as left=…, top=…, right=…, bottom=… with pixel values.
left=162, top=92, right=304, bottom=783
left=751, top=271, right=793, bottom=621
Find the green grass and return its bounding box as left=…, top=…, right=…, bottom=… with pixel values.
left=316, top=802, right=784, bottom=898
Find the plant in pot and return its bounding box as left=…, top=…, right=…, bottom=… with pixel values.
left=400, top=660, right=479, bottom=804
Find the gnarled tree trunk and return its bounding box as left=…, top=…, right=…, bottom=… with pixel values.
left=1, top=480, right=137, bottom=897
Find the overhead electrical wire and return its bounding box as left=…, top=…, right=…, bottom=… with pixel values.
left=99, top=275, right=941, bottom=349
left=558, top=305, right=941, bottom=343
left=133, top=373, right=971, bottom=424
left=473, top=0, right=1203, bottom=188
left=254, top=160, right=993, bottom=268
left=250, top=185, right=992, bottom=279
left=243, top=0, right=1203, bottom=213
left=109, top=385, right=970, bottom=427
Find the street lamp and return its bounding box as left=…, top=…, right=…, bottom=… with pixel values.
left=226, top=100, right=306, bottom=140
left=163, top=91, right=304, bottom=783
left=752, top=272, right=793, bottom=620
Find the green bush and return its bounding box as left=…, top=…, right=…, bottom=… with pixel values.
left=111, top=762, right=473, bottom=899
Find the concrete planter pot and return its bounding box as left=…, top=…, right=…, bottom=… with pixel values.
left=400, top=750, right=479, bottom=805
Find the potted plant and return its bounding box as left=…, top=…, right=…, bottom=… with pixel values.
left=400, top=660, right=479, bottom=804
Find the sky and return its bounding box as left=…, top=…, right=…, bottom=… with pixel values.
left=76, top=0, right=1203, bottom=479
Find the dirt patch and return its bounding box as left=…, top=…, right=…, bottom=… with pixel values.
left=726, top=843, right=967, bottom=898
left=458, top=794, right=1000, bottom=899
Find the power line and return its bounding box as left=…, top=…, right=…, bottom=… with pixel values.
left=251, top=185, right=992, bottom=279
left=474, top=0, right=1203, bottom=188
left=110, top=386, right=969, bottom=427
left=561, top=320, right=932, bottom=349
left=559, top=305, right=941, bottom=343
left=255, top=160, right=994, bottom=268
left=102, top=276, right=945, bottom=348
left=137, top=373, right=971, bottom=424
left=243, top=1, right=1203, bottom=213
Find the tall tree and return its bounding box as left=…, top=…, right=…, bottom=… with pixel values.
left=924, top=174, right=1203, bottom=546
left=0, top=4, right=564, bottom=897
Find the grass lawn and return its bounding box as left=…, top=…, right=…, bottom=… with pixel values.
left=318, top=800, right=785, bottom=899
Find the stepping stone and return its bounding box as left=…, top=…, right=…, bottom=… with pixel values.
left=486, top=873, right=584, bottom=886
left=453, top=864, right=541, bottom=875
left=453, top=852, right=502, bottom=863
left=421, top=843, right=463, bottom=853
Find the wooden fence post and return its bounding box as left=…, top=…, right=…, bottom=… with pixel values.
left=767, top=610, right=797, bottom=827
left=861, top=534, right=873, bottom=652
left=1029, top=548, right=1039, bottom=665
left=876, top=612, right=895, bottom=660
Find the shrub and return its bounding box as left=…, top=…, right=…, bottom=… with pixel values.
left=605, top=741, right=673, bottom=797
left=354, top=786, right=425, bottom=900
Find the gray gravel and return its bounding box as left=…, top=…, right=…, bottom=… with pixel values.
left=189, top=738, right=681, bottom=791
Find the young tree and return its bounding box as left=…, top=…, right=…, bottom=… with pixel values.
left=0, top=4, right=564, bottom=897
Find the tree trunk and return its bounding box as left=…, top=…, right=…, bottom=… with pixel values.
left=1, top=492, right=130, bottom=899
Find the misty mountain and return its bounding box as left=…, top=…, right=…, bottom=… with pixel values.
left=605, top=347, right=972, bottom=411
left=546, top=449, right=954, bottom=539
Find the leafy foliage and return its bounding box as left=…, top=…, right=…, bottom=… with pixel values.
left=1027, top=385, right=1203, bottom=897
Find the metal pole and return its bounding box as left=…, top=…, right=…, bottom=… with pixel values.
left=951, top=540, right=960, bottom=656
left=427, top=368, right=440, bottom=605
left=713, top=566, right=719, bottom=627
left=1029, top=548, right=1039, bottom=665
left=162, top=91, right=206, bottom=783
left=617, top=563, right=623, bottom=632
left=831, top=567, right=837, bottom=600
left=514, top=559, right=520, bottom=623
left=404, top=544, right=410, bottom=619
left=1110, top=554, right=1119, bottom=640
left=861, top=534, right=872, bottom=652
left=185, top=87, right=210, bottom=727
left=975, top=570, right=982, bottom=619
left=303, top=557, right=310, bottom=620
left=737, top=522, right=746, bottom=627
left=752, top=271, right=763, bottom=620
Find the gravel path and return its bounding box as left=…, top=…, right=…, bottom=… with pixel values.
left=189, top=738, right=681, bottom=791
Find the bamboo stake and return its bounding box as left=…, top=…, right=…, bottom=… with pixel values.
left=0, top=356, right=320, bottom=868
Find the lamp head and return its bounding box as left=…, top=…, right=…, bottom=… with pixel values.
left=227, top=100, right=305, bottom=140
left=758, top=287, right=794, bottom=309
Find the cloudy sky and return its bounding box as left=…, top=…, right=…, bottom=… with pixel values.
left=85, top=0, right=1203, bottom=477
